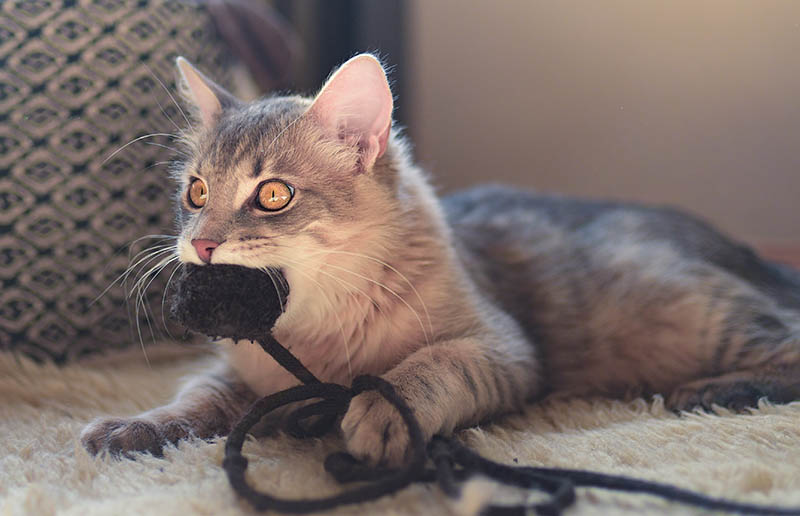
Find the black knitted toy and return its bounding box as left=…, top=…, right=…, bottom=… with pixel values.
left=170, top=264, right=800, bottom=515
left=171, top=264, right=289, bottom=342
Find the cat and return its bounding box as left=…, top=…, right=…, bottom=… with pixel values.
left=81, top=54, right=800, bottom=466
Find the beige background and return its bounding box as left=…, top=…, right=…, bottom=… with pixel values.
left=406, top=1, right=800, bottom=246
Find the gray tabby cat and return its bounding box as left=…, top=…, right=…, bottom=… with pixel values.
left=82, top=54, right=800, bottom=465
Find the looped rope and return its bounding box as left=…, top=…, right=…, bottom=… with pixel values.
left=223, top=375, right=427, bottom=513
left=222, top=334, right=800, bottom=515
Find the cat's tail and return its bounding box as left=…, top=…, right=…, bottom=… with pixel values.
left=763, top=260, right=800, bottom=309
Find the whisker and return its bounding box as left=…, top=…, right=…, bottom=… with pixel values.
left=266, top=242, right=434, bottom=342
left=276, top=264, right=290, bottom=292
left=130, top=256, right=170, bottom=321
left=281, top=261, right=353, bottom=380
left=318, top=248, right=434, bottom=341
left=145, top=160, right=176, bottom=171
left=260, top=267, right=285, bottom=314
left=126, top=245, right=178, bottom=283
left=151, top=85, right=182, bottom=133
left=144, top=141, right=189, bottom=157
left=96, top=234, right=177, bottom=294
left=314, top=267, right=374, bottom=321
left=130, top=274, right=151, bottom=367
left=132, top=254, right=178, bottom=365
left=128, top=242, right=178, bottom=264
left=280, top=254, right=382, bottom=324
left=161, top=261, right=183, bottom=338
left=102, top=132, right=180, bottom=165
left=140, top=71, right=182, bottom=135
left=137, top=257, right=177, bottom=328
left=136, top=286, right=157, bottom=364
left=141, top=61, right=193, bottom=128
left=93, top=244, right=177, bottom=305
left=322, top=261, right=432, bottom=353
left=136, top=255, right=177, bottom=305
left=128, top=251, right=175, bottom=326
left=128, top=234, right=178, bottom=246
left=130, top=253, right=176, bottom=300
left=133, top=287, right=152, bottom=367
left=266, top=111, right=306, bottom=153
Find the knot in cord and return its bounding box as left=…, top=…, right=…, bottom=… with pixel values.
left=221, top=334, right=800, bottom=516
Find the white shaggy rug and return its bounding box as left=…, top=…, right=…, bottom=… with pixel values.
left=3, top=344, right=800, bottom=516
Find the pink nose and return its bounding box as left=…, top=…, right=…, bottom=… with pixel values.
left=191, top=239, right=220, bottom=263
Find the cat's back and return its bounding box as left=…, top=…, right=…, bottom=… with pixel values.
left=443, top=184, right=691, bottom=271
left=444, top=184, right=750, bottom=250
left=442, top=185, right=800, bottom=392
left=443, top=185, right=655, bottom=324
left=443, top=185, right=798, bottom=302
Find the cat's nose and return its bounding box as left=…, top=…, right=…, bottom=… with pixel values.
left=191, top=239, right=220, bottom=263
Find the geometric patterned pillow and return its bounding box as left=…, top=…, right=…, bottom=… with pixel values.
left=0, top=0, right=231, bottom=362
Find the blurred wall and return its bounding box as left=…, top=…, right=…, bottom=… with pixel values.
left=406, top=1, right=800, bottom=245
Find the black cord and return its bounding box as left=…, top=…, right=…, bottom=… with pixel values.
left=223, top=375, right=426, bottom=513
left=442, top=437, right=800, bottom=515
left=221, top=333, right=800, bottom=516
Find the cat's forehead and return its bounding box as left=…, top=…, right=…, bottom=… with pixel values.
left=195, top=96, right=312, bottom=179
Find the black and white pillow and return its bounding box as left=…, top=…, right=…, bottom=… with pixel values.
left=0, top=0, right=232, bottom=362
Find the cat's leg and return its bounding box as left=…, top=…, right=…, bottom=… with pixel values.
left=81, top=363, right=256, bottom=457
left=340, top=334, right=538, bottom=466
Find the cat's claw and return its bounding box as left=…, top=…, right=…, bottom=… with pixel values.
left=80, top=417, right=188, bottom=458
left=341, top=391, right=412, bottom=467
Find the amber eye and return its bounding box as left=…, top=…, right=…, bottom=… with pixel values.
left=257, top=180, right=294, bottom=211
left=188, top=178, right=208, bottom=208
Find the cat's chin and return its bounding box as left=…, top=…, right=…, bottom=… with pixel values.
left=170, top=264, right=289, bottom=341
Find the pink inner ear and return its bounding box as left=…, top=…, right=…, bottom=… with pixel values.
left=308, top=55, right=393, bottom=170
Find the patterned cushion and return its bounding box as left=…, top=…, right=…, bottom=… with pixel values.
left=0, top=0, right=230, bottom=362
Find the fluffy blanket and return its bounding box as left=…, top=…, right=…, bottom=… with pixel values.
left=3, top=345, right=800, bottom=515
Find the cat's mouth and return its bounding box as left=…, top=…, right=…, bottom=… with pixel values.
left=170, top=264, right=289, bottom=342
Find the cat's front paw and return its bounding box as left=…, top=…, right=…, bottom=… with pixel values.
left=340, top=391, right=413, bottom=467
left=80, top=416, right=189, bottom=458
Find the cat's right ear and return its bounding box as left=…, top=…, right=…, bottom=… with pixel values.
left=176, top=57, right=237, bottom=129
left=307, top=54, right=393, bottom=172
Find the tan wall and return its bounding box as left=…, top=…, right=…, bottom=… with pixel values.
left=406, top=1, right=800, bottom=245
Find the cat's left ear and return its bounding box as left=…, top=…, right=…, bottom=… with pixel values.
left=176, top=57, right=238, bottom=129
left=307, top=54, right=393, bottom=171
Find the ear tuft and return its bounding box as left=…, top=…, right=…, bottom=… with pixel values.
left=307, top=54, right=393, bottom=171
left=176, top=57, right=236, bottom=129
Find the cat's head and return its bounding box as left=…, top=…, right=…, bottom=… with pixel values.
left=171, top=55, right=402, bottom=295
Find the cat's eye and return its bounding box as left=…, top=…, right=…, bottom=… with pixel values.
left=257, top=180, right=294, bottom=211
left=188, top=178, right=208, bottom=208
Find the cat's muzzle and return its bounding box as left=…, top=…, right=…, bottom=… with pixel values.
left=170, top=264, right=289, bottom=342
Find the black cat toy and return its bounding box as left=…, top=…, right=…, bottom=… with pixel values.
left=171, top=264, right=800, bottom=515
